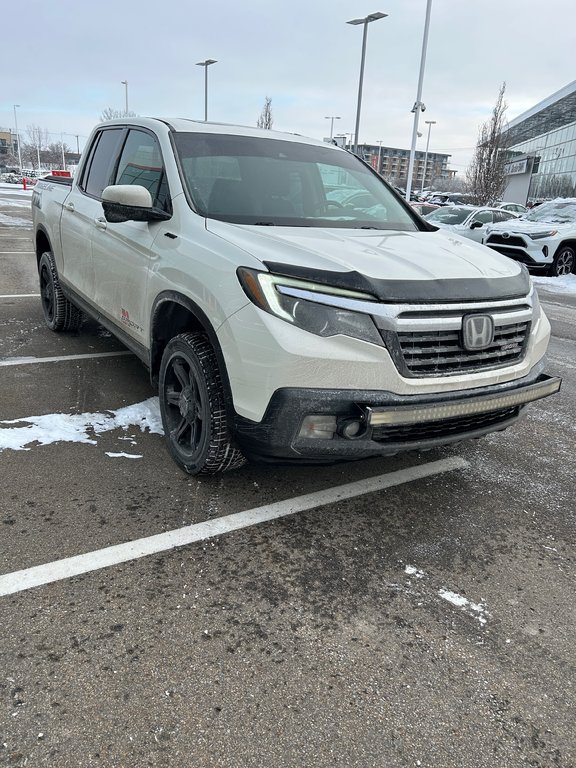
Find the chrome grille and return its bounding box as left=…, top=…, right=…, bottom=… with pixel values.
left=395, top=321, right=530, bottom=376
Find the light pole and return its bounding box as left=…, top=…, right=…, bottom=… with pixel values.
left=196, top=59, right=217, bottom=122
left=376, top=139, right=384, bottom=174
left=421, top=119, right=436, bottom=193
left=60, top=133, right=66, bottom=170
left=405, top=0, right=433, bottom=202
left=324, top=116, right=341, bottom=140
left=121, top=80, right=129, bottom=114
left=13, top=105, right=23, bottom=174
left=347, top=12, right=387, bottom=156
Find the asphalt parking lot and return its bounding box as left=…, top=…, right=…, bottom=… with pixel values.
left=1, top=188, right=575, bottom=768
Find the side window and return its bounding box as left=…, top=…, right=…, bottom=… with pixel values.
left=471, top=210, right=493, bottom=225
left=494, top=210, right=515, bottom=222
left=82, top=129, right=125, bottom=199
left=114, top=130, right=170, bottom=211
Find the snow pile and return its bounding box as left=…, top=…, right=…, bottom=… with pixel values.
left=0, top=397, right=163, bottom=452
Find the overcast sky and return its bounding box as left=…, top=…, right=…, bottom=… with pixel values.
left=2, top=0, right=574, bottom=176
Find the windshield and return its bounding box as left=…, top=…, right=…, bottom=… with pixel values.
left=425, top=206, right=475, bottom=225
left=173, top=133, right=419, bottom=230
left=524, top=200, right=576, bottom=223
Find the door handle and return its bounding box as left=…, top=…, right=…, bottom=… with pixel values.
left=94, top=217, right=107, bottom=230
left=63, top=202, right=75, bottom=212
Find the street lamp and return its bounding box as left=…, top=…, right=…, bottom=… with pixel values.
left=121, top=80, right=129, bottom=114
left=421, top=120, right=436, bottom=193
left=346, top=12, right=388, bottom=156
left=13, top=105, right=23, bottom=174
left=324, top=116, right=341, bottom=140
left=376, top=139, right=384, bottom=174
left=405, top=0, right=433, bottom=202
left=196, top=59, right=217, bottom=122
left=60, top=133, right=66, bottom=170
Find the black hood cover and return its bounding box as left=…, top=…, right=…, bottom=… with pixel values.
left=263, top=261, right=531, bottom=304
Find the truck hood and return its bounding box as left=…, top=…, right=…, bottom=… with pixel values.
left=486, top=219, right=572, bottom=235
left=206, top=221, right=530, bottom=302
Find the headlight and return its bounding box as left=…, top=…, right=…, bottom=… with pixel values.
left=529, top=230, right=558, bottom=239
left=237, top=267, right=383, bottom=345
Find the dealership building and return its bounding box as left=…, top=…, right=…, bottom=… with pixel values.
left=502, top=79, right=576, bottom=204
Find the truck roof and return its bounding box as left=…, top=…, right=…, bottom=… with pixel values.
left=98, top=116, right=343, bottom=150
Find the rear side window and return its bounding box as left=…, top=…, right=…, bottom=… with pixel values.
left=494, top=210, right=516, bottom=222
left=471, top=210, right=494, bottom=225
left=114, top=129, right=170, bottom=211
left=82, top=129, right=125, bottom=199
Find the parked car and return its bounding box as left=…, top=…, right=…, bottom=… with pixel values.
left=411, top=202, right=441, bottom=216
left=496, top=202, right=527, bottom=215
left=32, top=117, right=560, bottom=474
left=424, top=205, right=518, bottom=242
left=484, top=197, right=576, bottom=276
left=326, top=187, right=379, bottom=210
left=427, top=192, right=473, bottom=206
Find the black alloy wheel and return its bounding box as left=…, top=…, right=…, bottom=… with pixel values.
left=159, top=332, right=245, bottom=475
left=38, top=251, right=82, bottom=332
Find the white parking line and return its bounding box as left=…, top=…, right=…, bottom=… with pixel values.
left=0, top=251, right=35, bottom=254
left=0, top=351, right=133, bottom=366
left=0, top=457, right=468, bottom=597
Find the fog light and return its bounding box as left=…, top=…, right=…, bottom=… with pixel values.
left=338, top=418, right=366, bottom=440
left=298, top=415, right=337, bottom=439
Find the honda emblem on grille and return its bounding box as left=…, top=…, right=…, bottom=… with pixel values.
left=462, top=314, right=494, bottom=351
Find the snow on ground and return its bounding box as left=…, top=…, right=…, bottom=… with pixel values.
left=403, top=565, right=490, bottom=626
left=438, top=588, right=490, bottom=626
left=0, top=191, right=32, bottom=227
left=0, top=213, right=31, bottom=228
left=532, top=274, right=576, bottom=294
left=0, top=397, right=163, bottom=453
left=0, top=197, right=32, bottom=209
left=0, top=183, right=33, bottom=195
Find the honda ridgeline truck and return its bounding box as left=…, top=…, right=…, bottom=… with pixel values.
left=32, top=118, right=560, bottom=474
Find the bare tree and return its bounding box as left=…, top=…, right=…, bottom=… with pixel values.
left=466, top=83, right=509, bottom=205
left=21, top=124, right=49, bottom=170
left=43, top=141, right=72, bottom=167
left=100, top=107, right=137, bottom=122
left=257, top=97, right=273, bottom=130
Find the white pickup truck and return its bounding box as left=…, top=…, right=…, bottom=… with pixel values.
left=32, top=118, right=560, bottom=474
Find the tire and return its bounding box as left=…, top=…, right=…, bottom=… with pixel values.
left=38, top=251, right=82, bottom=331
left=549, top=245, right=575, bottom=277
left=159, top=332, right=246, bottom=475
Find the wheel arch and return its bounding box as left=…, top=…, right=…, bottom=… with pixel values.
left=35, top=225, right=52, bottom=268
left=150, top=292, right=234, bottom=408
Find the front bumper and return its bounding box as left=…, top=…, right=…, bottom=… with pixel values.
left=234, top=369, right=561, bottom=463
left=484, top=235, right=554, bottom=271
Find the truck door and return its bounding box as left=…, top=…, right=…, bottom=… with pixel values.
left=90, top=128, right=171, bottom=346
left=60, top=127, right=126, bottom=302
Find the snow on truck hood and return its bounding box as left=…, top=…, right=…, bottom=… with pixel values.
left=486, top=218, right=572, bottom=234
left=206, top=221, right=530, bottom=302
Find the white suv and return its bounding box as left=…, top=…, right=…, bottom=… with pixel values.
left=484, top=198, right=576, bottom=276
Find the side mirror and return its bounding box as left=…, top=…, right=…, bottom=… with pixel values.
left=102, top=184, right=171, bottom=223
left=470, top=220, right=484, bottom=229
